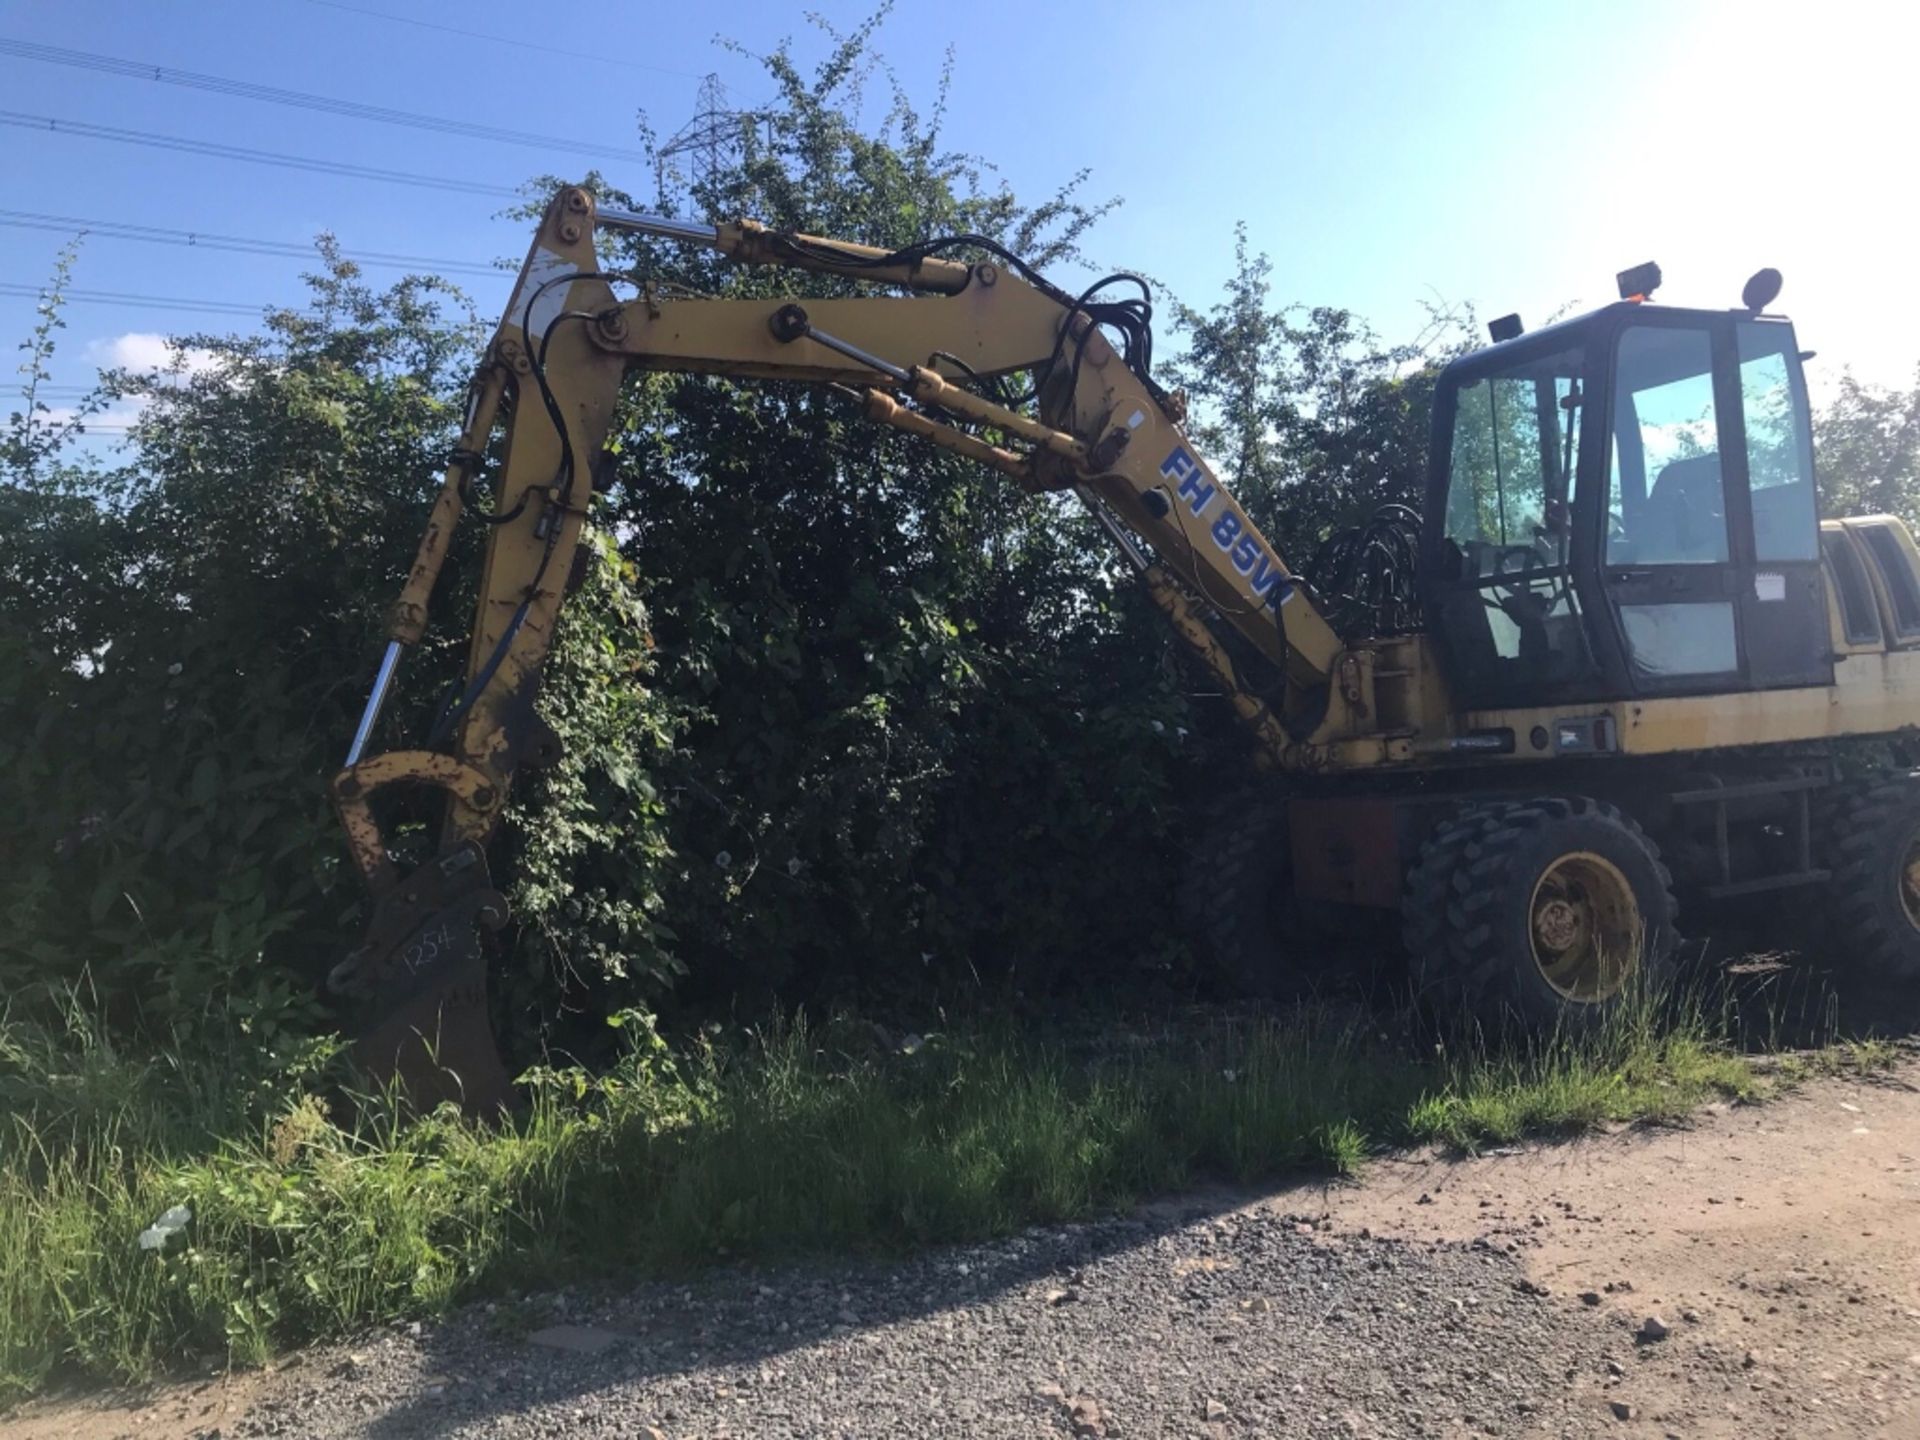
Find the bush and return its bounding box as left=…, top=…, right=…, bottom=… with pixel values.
left=0, top=13, right=1229, bottom=1058
left=0, top=256, right=683, bottom=1055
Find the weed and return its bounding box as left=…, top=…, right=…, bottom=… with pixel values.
left=0, top=990, right=1873, bottom=1404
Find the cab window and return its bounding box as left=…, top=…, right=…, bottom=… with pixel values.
left=1607, top=327, right=1728, bottom=566
left=1737, top=321, right=1820, bottom=562
left=1443, top=347, right=1583, bottom=576
left=1435, top=345, right=1595, bottom=693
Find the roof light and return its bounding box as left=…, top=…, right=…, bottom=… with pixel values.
left=1742, top=268, right=1783, bottom=313
left=1616, top=261, right=1662, bottom=303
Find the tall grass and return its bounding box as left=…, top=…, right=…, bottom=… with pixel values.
left=0, top=995, right=1784, bottom=1404
left=1405, top=979, right=1762, bottom=1148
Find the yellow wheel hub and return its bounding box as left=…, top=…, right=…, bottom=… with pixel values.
left=1528, top=851, right=1640, bottom=1003
left=1899, top=832, right=1920, bottom=934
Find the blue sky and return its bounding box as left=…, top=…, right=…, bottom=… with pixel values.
left=4, top=0, right=1915, bottom=441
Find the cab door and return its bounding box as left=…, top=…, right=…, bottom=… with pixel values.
left=1425, top=338, right=1606, bottom=710
left=1596, top=315, right=1830, bottom=695
left=1728, top=319, right=1830, bottom=689
left=1599, top=320, right=1744, bottom=694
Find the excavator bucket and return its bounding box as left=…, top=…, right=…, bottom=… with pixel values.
left=328, top=841, right=515, bottom=1116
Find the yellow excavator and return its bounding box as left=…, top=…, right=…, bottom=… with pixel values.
left=329, top=188, right=1920, bottom=1111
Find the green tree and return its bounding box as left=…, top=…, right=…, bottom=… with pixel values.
left=1816, top=366, right=1920, bottom=523
left=564, top=11, right=1193, bottom=1004
left=1171, top=233, right=1470, bottom=557
left=0, top=9, right=1200, bottom=1053
left=0, top=249, right=681, bottom=1053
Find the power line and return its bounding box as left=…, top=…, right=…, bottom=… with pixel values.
left=3, top=408, right=151, bottom=437
left=0, top=38, right=650, bottom=163
left=8, top=419, right=135, bottom=431
left=293, top=0, right=711, bottom=79
left=0, top=207, right=505, bottom=278
left=1, top=111, right=523, bottom=198
left=0, top=281, right=277, bottom=316
left=10, top=384, right=198, bottom=397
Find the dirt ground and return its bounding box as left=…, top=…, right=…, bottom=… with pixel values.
left=1319, top=1059, right=1920, bottom=1438
left=8, top=1062, right=1919, bottom=1439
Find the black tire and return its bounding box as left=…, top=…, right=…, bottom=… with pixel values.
left=1402, top=806, right=1480, bottom=970
left=1425, top=796, right=1679, bottom=1029
left=1184, top=795, right=1292, bottom=998
left=1814, top=774, right=1920, bottom=979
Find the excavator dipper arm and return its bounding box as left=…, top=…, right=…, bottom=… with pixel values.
left=329, top=187, right=1345, bottom=1110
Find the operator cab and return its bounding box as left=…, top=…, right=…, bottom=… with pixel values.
left=1422, top=265, right=1828, bottom=712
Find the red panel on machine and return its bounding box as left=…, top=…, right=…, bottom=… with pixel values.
left=1288, top=797, right=1403, bottom=909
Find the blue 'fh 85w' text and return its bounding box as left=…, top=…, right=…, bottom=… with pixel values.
left=1158, top=447, right=1293, bottom=610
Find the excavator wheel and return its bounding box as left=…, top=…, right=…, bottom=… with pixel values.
left=1812, top=773, right=1920, bottom=980
left=1185, top=795, right=1296, bottom=999
left=1407, top=796, right=1678, bottom=1030
left=1401, top=805, right=1480, bottom=971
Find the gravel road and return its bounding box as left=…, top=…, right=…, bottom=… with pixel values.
left=232, top=1203, right=1627, bottom=1439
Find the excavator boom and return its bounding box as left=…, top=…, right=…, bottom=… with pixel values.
left=328, top=187, right=1347, bottom=1109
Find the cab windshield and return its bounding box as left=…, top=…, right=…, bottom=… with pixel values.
left=1442, top=344, right=1585, bottom=581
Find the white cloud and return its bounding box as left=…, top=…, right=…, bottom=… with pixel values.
left=26, top=396, right=149, bottom=444
left=88, top=332, right=223, bottom=380
left=28, top=332, right=239, bottom=445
